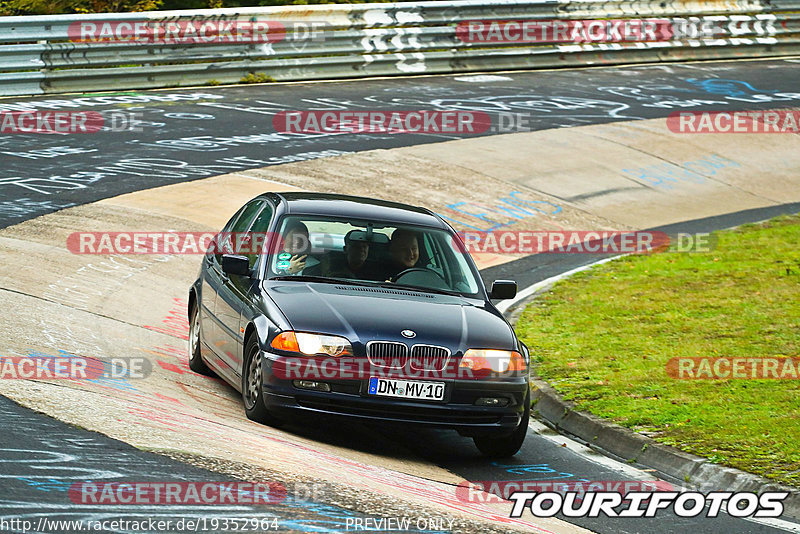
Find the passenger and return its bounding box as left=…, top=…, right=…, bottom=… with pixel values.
left=324, top=230, right=378, bottom=279
left=386, top=228, right=420, bottom=280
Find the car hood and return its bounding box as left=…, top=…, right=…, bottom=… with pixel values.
left=264, top=281, right=516, bottom=353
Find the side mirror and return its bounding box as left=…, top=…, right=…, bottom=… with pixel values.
left=221, top=254, right=250, bottom=277
left=490, top=280, right=517, bottom=300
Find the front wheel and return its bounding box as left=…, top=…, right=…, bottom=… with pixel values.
left=243, top=335, right=283, bottom=427
left=473, top=392, right=530, bottom=458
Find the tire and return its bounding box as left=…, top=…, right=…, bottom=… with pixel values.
left=473, top=391, right=530, bottom=458
left=242, top=334, right=284, bottom=427
left=188, top=301, right=214, bottom=376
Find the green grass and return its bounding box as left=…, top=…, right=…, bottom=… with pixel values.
left=239, top=73, right=276, bottom=84
left=517, top=215, right=800, bottom=486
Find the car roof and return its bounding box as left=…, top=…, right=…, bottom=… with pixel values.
left=266, top=192, right=448, bottom=229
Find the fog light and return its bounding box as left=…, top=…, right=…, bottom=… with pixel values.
left=475, top=397, right=508, bottom=407
left=293, top=380, right=331, bottom=392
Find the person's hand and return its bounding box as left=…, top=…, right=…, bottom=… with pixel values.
left=288, top=254, right=307, bottom=274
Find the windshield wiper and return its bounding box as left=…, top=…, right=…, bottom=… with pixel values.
left=269, top=275, right=365, bottom=285
left=376, top=282, right=458, bottom=296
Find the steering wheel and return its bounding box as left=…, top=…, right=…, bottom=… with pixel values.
left=390, top=267, right=448, bottom=288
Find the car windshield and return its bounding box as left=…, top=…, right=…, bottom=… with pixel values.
left=266, top=216, right=481, bottom=296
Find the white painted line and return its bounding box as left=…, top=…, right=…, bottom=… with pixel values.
left=228, top=172, right=294, bottom=187
left=743, top=516, right=800, bottom=533
left=454, top=74, right=513, bottom=82
left=496, top=255, right=623, bottom=315
left=528, top=419, right=659, bottom=482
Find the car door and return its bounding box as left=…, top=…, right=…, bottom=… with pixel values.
left=214, top=200, right=265, bottom=375
left=230, top=202, right=276, bottom=377
left=199, top=204, right=249, bottom=369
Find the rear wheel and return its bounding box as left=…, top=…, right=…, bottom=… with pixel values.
left=188, top=301, right=214, bottom=376
left=243, top=334, right=283, bottom=427
left=473, top=391, right=530, bottom=458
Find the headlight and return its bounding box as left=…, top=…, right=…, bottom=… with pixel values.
left=270, top=331, right=352, bottom=357
left=460, top=349, right=526, bottom=373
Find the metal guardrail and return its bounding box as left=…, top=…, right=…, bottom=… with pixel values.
left=0, top=0, right=799, bottom=96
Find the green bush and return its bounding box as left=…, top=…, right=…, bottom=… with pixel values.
left=1, top=0, right=413, bottom=15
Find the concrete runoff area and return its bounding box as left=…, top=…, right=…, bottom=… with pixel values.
left=0, top=116, right=799, bottom=532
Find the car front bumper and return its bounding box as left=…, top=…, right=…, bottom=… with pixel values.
left=261, top=351, right=530, bottom=434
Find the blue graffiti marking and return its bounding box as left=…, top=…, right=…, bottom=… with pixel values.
left=439, top=191, right=562, bottom=232
left=15, top=477, right=71, bottom=493
left=685, top=78, right=773, bottom=98
left=490, top=462, right=575, bottom=479
left=622, top=154, right=740, bottom=190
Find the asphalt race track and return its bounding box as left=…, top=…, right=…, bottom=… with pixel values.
left=0, top=396, right=391, bottom=533
left=1, top=58, right=800, bottom=534
left=2, top=58, right=800, bottom=228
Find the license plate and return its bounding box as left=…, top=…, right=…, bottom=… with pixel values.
left=368, top=377, right=445, bottom=401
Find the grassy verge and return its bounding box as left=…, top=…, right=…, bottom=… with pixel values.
left=516, top=215, right=800, bottom=486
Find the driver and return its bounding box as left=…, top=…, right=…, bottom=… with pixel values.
left=277, top=221, right=319, bottom=275
left=386, top=228, right=420, bottom=281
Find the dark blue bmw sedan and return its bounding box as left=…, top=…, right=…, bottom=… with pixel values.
left=189, top=192, right=530, bottom=457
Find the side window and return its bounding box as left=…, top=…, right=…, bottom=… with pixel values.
left=424, top=233, right=446, bottom=278
left=233, top=201, right=264, bottom=232
left=246, top=203, right=274, bottom=270
left=208, top=205, right=245, bottom=265
left=215, top=201, right=263, bottom=265
left=438, top=232, right=478, bottom=294
left=420, top=233, right=432, bottom=266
